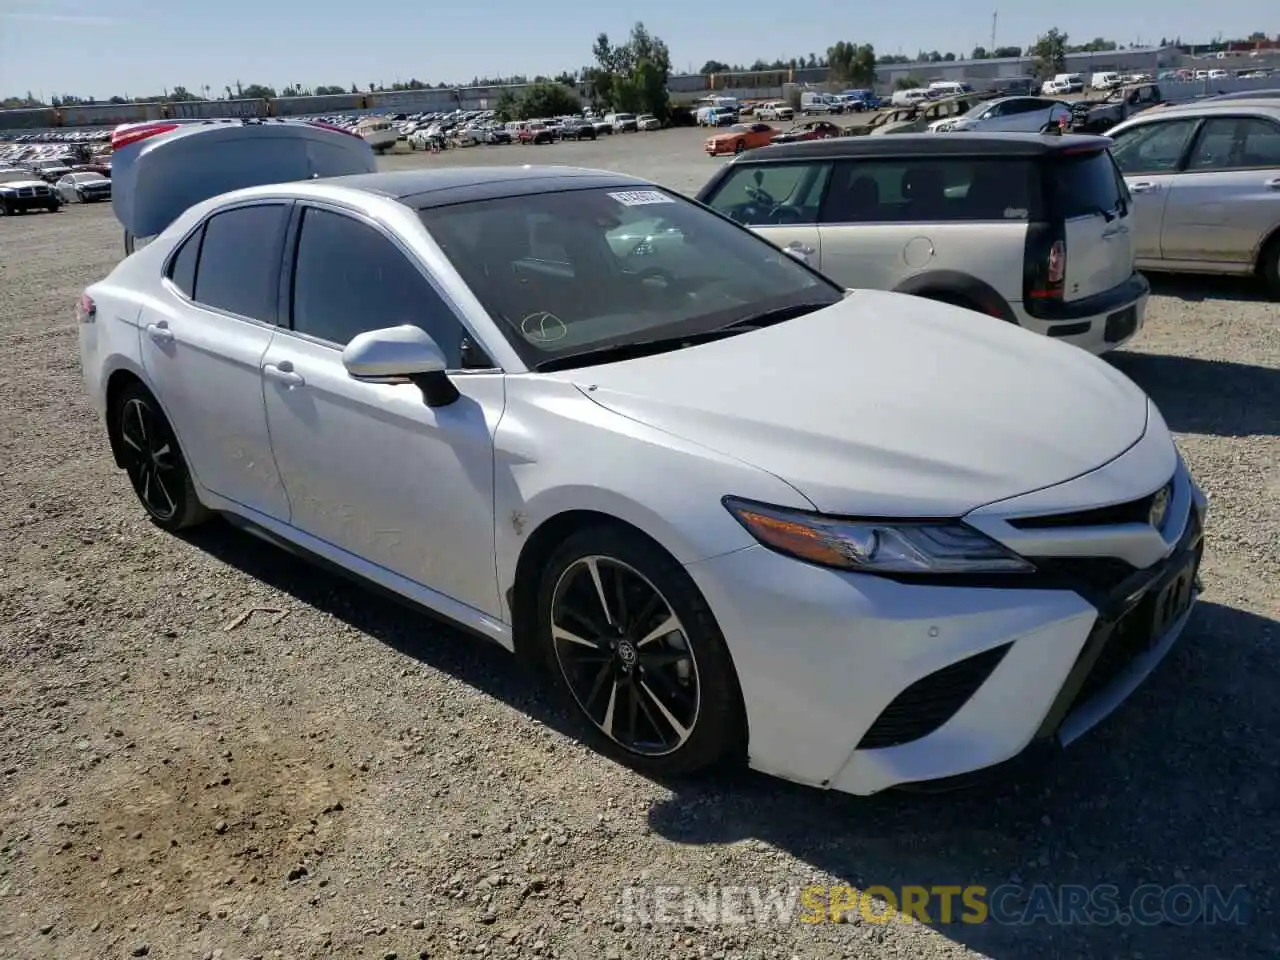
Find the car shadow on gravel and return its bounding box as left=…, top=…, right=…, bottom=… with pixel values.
left=1109, top=351, right=1280, bottom=437
left=178, top=520, right=583, bottom=735
left=645, top=600, right=1278, bottom=959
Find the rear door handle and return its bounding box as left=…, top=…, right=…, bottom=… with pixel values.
left=1102, top=225, right=1130, bottom=239
left=1265, top=178, right=1280, bottom=190
left=1129, top=182, right=1159, bottom=194
left=785, top=241, right=816, bottom=255
left=145, top=321, right=174, bottom=344
left=262, top=361, right=305, bottom=388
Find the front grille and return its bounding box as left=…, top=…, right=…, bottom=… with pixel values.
left=1034, top=508, right=1203, bottom=740
left=1010, top=480, right=1172, bottom=530
left=858, top=644, right=1011, bottom=749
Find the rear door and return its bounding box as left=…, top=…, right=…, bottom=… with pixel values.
left=1107, top=116, right=1203, bottom=260
left=1044, top=147, right=1137, bottom=298
left=139, top=201, right=292, bottom=520
left=699, top=159, right=831, bottom=270
left=1159, top=115, right=1280, bottom=265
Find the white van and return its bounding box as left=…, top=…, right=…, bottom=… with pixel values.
left=1053, top=73, right=1085, bottom=92
left=927, top=81, right=972, bottom=98
left=800, top=91, right=844, bottom=114
left=1090, top=72, right=1122, bottom=91
left=890, top=88, right=932, bottom=107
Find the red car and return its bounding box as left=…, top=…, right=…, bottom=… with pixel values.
left=769, top=120, right=843, bottom=144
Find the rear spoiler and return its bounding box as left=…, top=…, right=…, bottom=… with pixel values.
left=111, top=118, right=376, bottom=243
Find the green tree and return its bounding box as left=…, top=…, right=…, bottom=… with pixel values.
left=700, top=59, right=730, bottom=74
left=1029, top=28, right=1068, bottom=79
left=971, top=46, right=989, bottom=59
left=826, top=42, right=877, bottom=86
left=240, top=83, right=276, bottom=99
left=993, top=45, right=1023, bottom=58
left=516, top=82, right=581, bottom=120
left=894, top=75, right=922, bottom=90
left=494, top=89, right=521, bottom=122
left=587, top=23, right=671, bottom=119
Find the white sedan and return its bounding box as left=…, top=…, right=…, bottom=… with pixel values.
left=79, top=122, right=1207, bottom=795
left=56, top=171, right=112, bottom=203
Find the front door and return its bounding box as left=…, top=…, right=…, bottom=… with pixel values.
left=261, top=204, right=504, bottom=618
left=699, top=159, right=832, bottom=272
left=1108, top=116, right=1202, bottom=261
left=139, top=202, right=292, bottom=519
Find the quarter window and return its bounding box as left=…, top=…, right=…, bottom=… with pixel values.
left=702, top=162, right=833, bottom=226
left=166, top=226, right=202, bottom=299
left=1109, top=119, right=1200, bottom=174
left=191, top=204, right=289, bottom=322
left=290, top=207, right=467, bottom=366
left=820, top=158, right=1037, bottom=223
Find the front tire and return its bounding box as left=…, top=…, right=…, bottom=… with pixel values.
left=536, top=525, right=746, bottom=778
left=112, top=383, right=210, bottom=531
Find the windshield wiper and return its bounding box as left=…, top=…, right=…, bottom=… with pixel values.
left=534, top=301, right=835, bottom=372
left=714, top=300, right=836, bottom=333
left=535, top=329, right=743, bottom=372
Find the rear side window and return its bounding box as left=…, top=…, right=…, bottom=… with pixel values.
left=820, top=158, right=1038, bottom=223
left=702, top=161, right=833, bottom=226
left=191, top=204, right=289, bottom=322
left=1044, top=151, right=1126, bottom=219
left=1187, top=117, right=1280, bottom=170
left=166, top=226, right=202, bottom=299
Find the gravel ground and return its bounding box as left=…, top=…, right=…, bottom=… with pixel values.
left=1, top=127, right=1277, bottom=960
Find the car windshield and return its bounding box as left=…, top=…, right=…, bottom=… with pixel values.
left=417, top=186, right=842, bottom=369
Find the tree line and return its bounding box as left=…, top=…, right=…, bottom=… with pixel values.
left=4, top=29, right=1276, bottom=111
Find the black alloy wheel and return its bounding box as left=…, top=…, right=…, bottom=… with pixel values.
left=537, top=527, right=745, bottom=776
left=113, top=383, right=209, bottom=531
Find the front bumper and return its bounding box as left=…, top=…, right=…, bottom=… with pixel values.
left=1011, top=273, right=1150, bottom=354
left=685, top=450, right=1207, bottom=796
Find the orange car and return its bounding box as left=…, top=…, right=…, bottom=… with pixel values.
left=705, top=122, right=778, bottom=156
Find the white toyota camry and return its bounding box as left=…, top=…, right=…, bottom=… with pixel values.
left=78, top=120, right=1207, bottom=795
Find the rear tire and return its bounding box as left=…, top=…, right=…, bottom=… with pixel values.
left=1260, top=234, right=1280, bottom=300
left=111, top=382, right=211, bottom=532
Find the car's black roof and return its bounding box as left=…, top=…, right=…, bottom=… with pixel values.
left=737, top=132, right=1114, bottom=163
left=324, top=166, right=649, bottom=208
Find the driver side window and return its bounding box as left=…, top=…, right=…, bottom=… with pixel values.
left=703, top=161, right=833, bottom=226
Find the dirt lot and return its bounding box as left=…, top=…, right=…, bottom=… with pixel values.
left=1, top=128, right=1277, bottom=960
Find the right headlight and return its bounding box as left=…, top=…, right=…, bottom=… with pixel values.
left=722, top=497, right=1035, bottom=575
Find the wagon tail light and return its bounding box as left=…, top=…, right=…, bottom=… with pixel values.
left=76, top=293, right=96, bottom=324
left=110, top=122, right=179, bottom=152
left=1024, top=223, right=1066, bottom=301
left=303, top=119, right=365, bottom=139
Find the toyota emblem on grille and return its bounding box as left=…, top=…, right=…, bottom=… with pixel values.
left=1149, top=483, right=1172, bottom=529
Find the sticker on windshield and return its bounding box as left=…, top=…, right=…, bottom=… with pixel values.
left=608, top=190, right=675, bottom=207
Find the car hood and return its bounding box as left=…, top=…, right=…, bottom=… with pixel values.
left=554, top=290, right=1150, bottom=517
left=0, top=178, right=48, bottom=189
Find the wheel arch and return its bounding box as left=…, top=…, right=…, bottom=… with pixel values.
left=509, top=507, right=751, bottom=755
left=1253, top=221, right=1280, bottom=275
left=892, top=270, right=1018, bottom=323
left=508, top=509, right=687, bottom=670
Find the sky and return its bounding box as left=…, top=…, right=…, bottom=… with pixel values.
left=0, top=0, right=1273, bottom=101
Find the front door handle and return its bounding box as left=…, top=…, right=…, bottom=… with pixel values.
left=263, top=361, right=305, bottom=388
left=145, top=321, right=174, bottom=344
left=1265, top=178, right=1280, bottom=191
left=785, top=241, right=816, bottom=256
left=1129, top=182, right=1160, bottom=194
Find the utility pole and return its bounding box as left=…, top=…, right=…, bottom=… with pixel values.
left=991, top=11, right=998, bottom=55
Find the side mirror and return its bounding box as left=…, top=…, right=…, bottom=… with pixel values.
left=342, top=324, right=459, bottom=408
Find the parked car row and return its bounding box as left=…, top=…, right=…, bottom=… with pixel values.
left=77, top=118, right=1211, bottom=801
